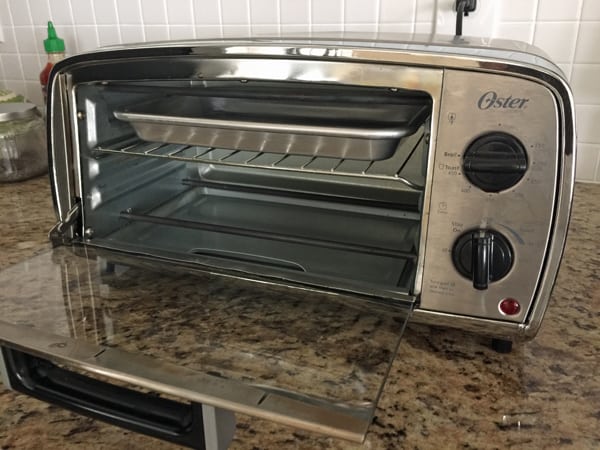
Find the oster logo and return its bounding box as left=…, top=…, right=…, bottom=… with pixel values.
left=477, top=91, right=529, bottom=110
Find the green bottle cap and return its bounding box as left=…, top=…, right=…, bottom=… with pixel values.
left=44, top=21, right=65, bottom=53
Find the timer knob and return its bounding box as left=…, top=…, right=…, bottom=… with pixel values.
left=463, top=132, right=528, bottom=192
left=452, top=229, right=513, bottom=290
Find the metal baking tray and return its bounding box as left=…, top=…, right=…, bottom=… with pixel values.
left=114, top=94, right=430, bottom=161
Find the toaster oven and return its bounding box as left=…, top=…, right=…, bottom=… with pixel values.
left=0, top=36, right=575, bottom=447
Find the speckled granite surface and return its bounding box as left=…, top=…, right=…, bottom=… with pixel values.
left=0, top=177, right=598, bottom=449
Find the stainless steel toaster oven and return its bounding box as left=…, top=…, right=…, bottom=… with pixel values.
left=0, top=35, right=575, bottom=447
left=47, top=36, right=575, bottom=339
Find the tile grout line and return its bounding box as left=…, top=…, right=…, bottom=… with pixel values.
left=138, top=0, right=147, bottom=41
left=342, top=0, right=346, bottom=32
left=163, top=0, right=170, bottom=39
left=246, top=0, right=252, bottom=36
left=191, top=0, right=197, bottom=39
left=90, top=0, right=100, bottom=51
left=569, top=0, right=586, bottom=81
left=113, top=0, right=123, bottom=45
left=531, top=0, right=540, bottom=43
left=276, top=0, right=281, bottom=36
left=217, top=0, right=224, bottom=38
left=412, top=0, right=417, bottom=34
left=374, top=0, right=381, bottom=38
left=64, top=0, right=79, bottom=54
left=4, top=0, right=24, bottom=83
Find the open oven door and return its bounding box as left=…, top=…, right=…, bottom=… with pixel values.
left=0, top=245, right=414, bottom=449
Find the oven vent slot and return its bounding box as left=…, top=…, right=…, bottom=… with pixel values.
left=94, top=127, right=426, bottom=189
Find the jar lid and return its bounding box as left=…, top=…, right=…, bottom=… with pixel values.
left=0, top=102, right=40, bottom=122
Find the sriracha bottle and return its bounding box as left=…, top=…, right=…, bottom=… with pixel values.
left=40, top=21, right=65, bottom=103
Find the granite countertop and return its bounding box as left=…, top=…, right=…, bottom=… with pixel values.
left=0, top=177, right=599, bottom=449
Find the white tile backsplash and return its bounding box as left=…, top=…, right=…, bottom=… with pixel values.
left=280, top=0, right=309, bottom=25
left=498, top=0, right=538, bottom=22
left=29, top=0, right=53, bottom=26
left=0, top=0, right=598, bottom=181
left=494, top=22, right=535, bottom=43
left=460, top=1, right=500, bottom=38
left=116, top=0, right=143, bottom=25
left=311, top=23, right=342, bottom=33
left=250, top=0, right=278, bottom=25
left=378, top=23, right=415, bottom=34
left=576, top=105, right=600, bottom=143
left=71, top=0, right=96, bottom=25
left=13, top=26, right=38, bottom=53
left=194, top=1, right=221, bottom=25
left=344, top=23, right=378, bottom=33
left=143, top=24, right=169, bottom=40
left=24, top=80, right=43, bottom=105
left=166, top=0, right=194, bottom=25
left=169, top=25, right=195, bottom=40
left=537, top=0, right=583, bottom=21
left=0, top=0, right=12, bottom=27
left=415, top=0, right=435, bottom=23
left=345, top=0, right=377, bottom=24
left=575, top=144, right=600, bottom=181
left=19, top=53, right=40, bottom=80
left=74, top=25, right=99, bottom=52
left=221, top=0, right=249, bottom=25
left=93, top=0, right=119, bottom=25
left=120, top=25, right=145, bottom=44
left=222, top=24, right=251, bottom=37
left=97, top=25, right=121, bottom=46
left=0, top=26, right=18, bottom=53
left=581, top=0, right=600, bottom=21
left=251, top=24, right=279, bottom=35
left=533, top=22, right=579, bottom=63
left=195, top=25, right=222, bottom=38
left=574, top=22, right=600, bottom=63
left=380, top=0, right=416, bottom=24
left=572, top=64, right=600, bottom=104
left=7, top=0, right=32, bottom=26
left=0, top=53, right=23, bottom=78
left=280, top=23, right=311, bottom=35
left=50, top=0, right=74, bottom=25
left=140, top=0, right=167, bottom=25
left=312, top=0, right=343, bottom=25
left=33, top=26, right=49, bottom=54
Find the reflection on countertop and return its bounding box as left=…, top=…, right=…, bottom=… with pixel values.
left=0, top=176, right=599, bottom=449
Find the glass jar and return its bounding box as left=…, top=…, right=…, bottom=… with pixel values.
left=0, top=103, right=47, bottom=182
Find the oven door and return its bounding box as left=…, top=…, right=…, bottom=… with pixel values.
left=0, top=245, right=413, bottom=447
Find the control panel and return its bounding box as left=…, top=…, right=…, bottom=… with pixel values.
left=420, top=70, right=558, bottom=322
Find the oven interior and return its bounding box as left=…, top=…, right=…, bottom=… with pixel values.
left=76, top=80, right=432, bottom=301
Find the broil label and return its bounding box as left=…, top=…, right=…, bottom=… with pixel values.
left=477, top=91, right=529, bottom=110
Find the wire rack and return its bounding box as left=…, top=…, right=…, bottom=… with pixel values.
left=94, top=128, right=425, bottom=189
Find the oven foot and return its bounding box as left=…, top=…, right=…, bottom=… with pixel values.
left=491, top=338, right=513, bottom=353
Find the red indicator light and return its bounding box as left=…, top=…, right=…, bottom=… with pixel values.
left=499, top=298, right=521, bottom=315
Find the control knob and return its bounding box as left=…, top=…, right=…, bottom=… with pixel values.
left=463, top=132, right=528, bottom=192
left=452, top=229, right=513, bottom=290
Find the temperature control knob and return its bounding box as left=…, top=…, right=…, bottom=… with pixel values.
left=452, top=229, right=513, bottom=290
left=463, top=132, right=528, bottom=192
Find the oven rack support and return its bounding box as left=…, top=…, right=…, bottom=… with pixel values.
left=93, top=132, right=426, bottom=190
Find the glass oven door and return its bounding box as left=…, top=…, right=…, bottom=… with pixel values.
left=0, top=245, right=412, bottom=446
